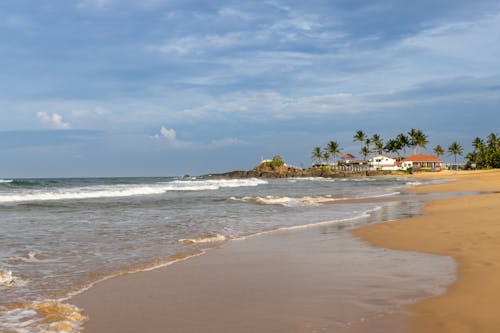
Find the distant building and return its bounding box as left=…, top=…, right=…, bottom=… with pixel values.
left=400, top=154, right=443, bottom=171
left=369, top=155, right=398, bottom=171
left=340, top=154, right=364, bottom=165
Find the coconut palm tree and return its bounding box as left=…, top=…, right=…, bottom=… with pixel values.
left=433, top=145, right=444, bottom=159
left=326, top=140, right=341, bottom=165
left=396, top=133, right=409, bottom=156
left=322, top=151, right=331, bottom=165
left=384, top=139, right=399, bottom=157
left=372, top=134, right=384, bottom=155
left=311, top=147, right=322, bottom=165
left=360, top=146, right=370, bottom=161
left=472, top=137, right=484, bottom=152
left=353, top=130, right=366, bottom=154
left=448, top=141, right=463, bottom=171
left=487, top=133, right=500, bottom=151
left=408, top=129, right=427, bottom=154
left=415, top=131, right=428, bottom=153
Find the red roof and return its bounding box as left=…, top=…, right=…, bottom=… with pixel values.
left=341, top=154, right=356, bottom=159
left=402, top=154, right=443, bottom=162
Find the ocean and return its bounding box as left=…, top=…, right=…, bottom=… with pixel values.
left=0, top=176, right=455, bottom=332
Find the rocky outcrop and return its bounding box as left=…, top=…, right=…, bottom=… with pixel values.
left=199, top=163, right=380, bottom=179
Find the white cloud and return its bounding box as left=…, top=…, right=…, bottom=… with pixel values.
left=37, top=112, right=72, bottom=129
left=160, top=126, right=176, bottom=142
left=150, top=126, right=242, bottom=149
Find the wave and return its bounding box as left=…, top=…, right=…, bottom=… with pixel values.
left=7, top=251, right=43, bottom=265
left=0, top=301, right=86, bottom=333
left=355, top=191, right=401, bottom=199
left=179, top=234, right=227, bottom=244
left=0, top=178, right=268, bottom=203
left=229, top=195, right=337, bottom=207
left=406, top=181, right=423, bottom=186
left=0, top=179, right=13, bottom=183
left=0, top=269, right=26, bottom=287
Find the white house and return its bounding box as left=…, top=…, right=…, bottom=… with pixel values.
left=369, top=155, right=398, bottom=171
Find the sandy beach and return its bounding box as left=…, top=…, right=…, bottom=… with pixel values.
left=71, top=170, right=500, bottom=333
left=354, top=169, right=500, bottom=332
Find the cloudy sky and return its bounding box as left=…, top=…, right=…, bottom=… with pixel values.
left=1, top=0, right=499, bottom=177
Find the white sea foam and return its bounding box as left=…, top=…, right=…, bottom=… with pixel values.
left=0, top=179, right=13, bottom=183
left=0, top=178, right=268, bottom=203
left=0, top=269, right=26, bottom=287
left=355, top=191, right=401, bottom=199
left=179, top=234, right=227, bottom=244
left=0, top=301, right=86, bottom=333
left=8, top=251, right=43, bottom=265
left=229, top=195, right=336, bottom=207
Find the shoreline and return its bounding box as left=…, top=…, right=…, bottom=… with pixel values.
left=352, top=169, right=500, bottom=332
left=62, top=170, right=499, bottom=332
left=70, top=174, right=460, bottom=333
left=71, top=202, right=454, bottom=333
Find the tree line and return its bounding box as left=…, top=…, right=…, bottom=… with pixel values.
left=311, top=129, right=500, bottom=169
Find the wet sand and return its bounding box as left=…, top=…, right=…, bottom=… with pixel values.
left=72, top=207, right=455, bottom=333
left=353, top=169, right=500, bottom=332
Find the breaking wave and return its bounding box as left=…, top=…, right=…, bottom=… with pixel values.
left=0, top=179, right=13, bottom=183
left=0, top=178, right=268, bottom=203
left=229, top=195, right=337, bottom=207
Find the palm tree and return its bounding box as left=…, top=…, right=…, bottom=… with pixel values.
left=311, top=147, right=322, bottom=165
left=396, top=133, right=409, bottom=156
left=487, top=133, right=500, bottom=151
left=353, top=130, right=366, bottom=154
left=408, top=129, right=427, bottom=154
left=365, top=137, right=371, bottom=155
left=415, top=130, right=428, bottom=153
left=322, top=151, right=331, bottom=165
left=472, top=137, right=484, bottom=152
left=384, top=139, right=399, bottom=157
left=360, top=146, right=370, bottom=161
left=372, top=134, right=384, bottom=155
left=326, top=141, right=341, bottom=165
left=448, top=141, right=463, bottom=171
left=433, top=145, right=444, bottom=159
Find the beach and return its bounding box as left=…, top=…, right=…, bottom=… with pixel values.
left=72, top=211, right=454, bottom=333
left=353, top=169, right=500, bottom=332
left=70, top=170, right=500, bottom=332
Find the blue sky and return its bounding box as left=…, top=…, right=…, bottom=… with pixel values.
left=1, top=0, right=499, bottom=177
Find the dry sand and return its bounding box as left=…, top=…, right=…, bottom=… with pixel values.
left=353, top=169, right=500, bottom=332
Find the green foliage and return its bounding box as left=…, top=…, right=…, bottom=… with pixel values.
left=268, top=155, right=285, bottom=169
left=433, top=145, right=444, bottom=158
left=491, top=151, right=500, bottom=168
left=465, top=133, right=500, bottom=169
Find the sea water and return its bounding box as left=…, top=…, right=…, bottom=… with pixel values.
left=0, top=176, right=453, bottom=332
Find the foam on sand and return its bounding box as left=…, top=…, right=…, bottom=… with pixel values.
left=179, top=234, right=227, bottom=244
left=0, top=301, right=86, bottom=333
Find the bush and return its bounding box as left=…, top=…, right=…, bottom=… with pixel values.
left=491, top=151, right=500, bottom=168
left=269, top=155, right=285, bottom=170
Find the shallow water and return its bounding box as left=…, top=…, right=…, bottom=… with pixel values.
left=0, top=176, right=450, bottom=332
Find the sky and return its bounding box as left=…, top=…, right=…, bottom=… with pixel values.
left=1, top=0, right=499, bottom=177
